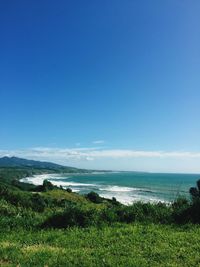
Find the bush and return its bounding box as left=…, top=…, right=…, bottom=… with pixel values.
left=0, top=199, right=44, bottom=230
left=113, top=202, right=171, bottom=224
left=0, top=183, right=47, bottom=212
left=172, top=181, right=200, bottom=224
left=66, top=188, right=72, bottom=193
left=34, top=180, right=55, bottom=192
left=86, top=191, right=103, bottom=203
left=100, top=207, right=119, bottom=224
left=0, top=199, right=17, bottom=216
left=111, top=197, right=120, bottom=205
left=172, top=197, right=191, bottom=224
left=42, top=180, right=54, bottom=191
left=190, top=179, right=200, bottom=202
left=30, top=193, right=46, bottom=212
left=42, top=201, right=173, bottom=229
left=189, top=199, right=200, bottom=223
left=42, top=203, right=100, bottom=228
left=186, top=180, right=200, bottom=223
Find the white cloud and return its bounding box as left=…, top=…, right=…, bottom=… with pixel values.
left=92, top=140, right=105, bottom=144
left=1, top=147, right=200, bottom=172
left=1, top=147, right=200, bottom=162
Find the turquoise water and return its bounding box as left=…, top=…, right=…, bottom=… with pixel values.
left=45, top=172, right=200, bottom=204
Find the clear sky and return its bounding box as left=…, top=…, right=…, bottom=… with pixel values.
left=0, top=1, right=200, bottom=172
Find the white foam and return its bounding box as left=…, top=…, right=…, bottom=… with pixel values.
left=20, top=173, right=169, bottom=205
left=20, top=174, right=58, bottom=185
left=69, top=188, right=81, bottom=193
left=99, top=185, right=135, bottom=192
left=99, top=191, right=167, bottom=205
left=20, top=174, right=97, bottom=188
left=50, top=181, right=97, bottom=187
left=99, top=192, right=134, bottom=205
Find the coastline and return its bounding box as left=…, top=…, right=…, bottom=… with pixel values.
left=20, top=172, right=172, bottom=205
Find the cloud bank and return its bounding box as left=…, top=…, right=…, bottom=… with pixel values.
left=1, top=147, right=200, bottom=163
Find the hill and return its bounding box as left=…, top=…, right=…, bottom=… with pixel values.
left=0, top=156, right=84, bottom=172
left=0, top=156, right=93, bottom=190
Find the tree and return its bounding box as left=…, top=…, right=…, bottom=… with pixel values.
left=42, top=180, right=54, bottom=191
left=189, top=179, right=200, bottom=201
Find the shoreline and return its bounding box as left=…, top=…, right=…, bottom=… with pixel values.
left=20, top=173, right=171, bottom=205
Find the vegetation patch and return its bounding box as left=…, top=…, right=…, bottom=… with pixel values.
left=1, top=166, right=200, bottom=266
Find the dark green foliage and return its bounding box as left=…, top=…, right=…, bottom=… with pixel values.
left=188, top=199, right=200, bottom=223
left=190, top=187, right=199, bottom=198
left=43, top=204, right=121, bottom=229
left=31, top=194, right=46, bottom=212
left=34, top=180, right=57, bottom=192
left=99, top=207, right=119, bottom=223
left=42, top=203, right=100, bottom=228
left=0, top=183, right=46, bottom=212
left=86, top=191, right=103, bottom=203
left=66, top=187, right=72, bottom=193
left=0, top=199, right=44, bottom=230
left=172, top=197, right=191, bottom=224
left=0, top=167, right=32, bottom=184
left=115, top=202, right=172, bottom=224
left=111, top=197, right=119, bottom=205
left=171, top=179, right=200, bottom=224
left=190, top=179, right=200, bottom=201
left=42, top=201, right=172, bottom=229
left=106, top=197, right=121, bottom=206
left=42, top=180, right=54, bottom=191
left=11, top=179, right=37, bottom=191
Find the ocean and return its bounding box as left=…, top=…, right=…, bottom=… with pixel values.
left=21, top=172, right=200, bottom=205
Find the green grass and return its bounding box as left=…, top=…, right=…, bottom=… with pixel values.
left=1, top=167, right=200, bottom=266
left=0, top=223, right=200, bottom=267
left=42, top=189, right=89, bottom=204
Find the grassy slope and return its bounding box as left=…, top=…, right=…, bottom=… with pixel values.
left=1, top=166, right=200, bottom=266
left=42, top=189, right=89, bottom=204
left=0, top=224, right=200, bottom=267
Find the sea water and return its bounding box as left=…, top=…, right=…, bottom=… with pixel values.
left=21, top=172, right=200, bottom=205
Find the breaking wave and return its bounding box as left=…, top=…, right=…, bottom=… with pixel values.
left=20, top=173, right=176, bottom=205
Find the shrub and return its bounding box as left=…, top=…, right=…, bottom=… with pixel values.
left=0, top=183, right=47, bottom=212
left=66, top=188, right=72, bottom=193
left=171, top=179, right=200, bottom=224
left=34, top=180, right=55, bottom=192
left=100, top=207, right=119, bottom=224
left=42, top=180, right=54, bottom=191
left=113, top=202, right=171, bottom=224
left=42, top=203, right=100, bottom=228
left=86, top=191, right=103, bottom=203
left=189, top=199, right=200, bottom=223
left=190, top=179, right=200, bottom=202
left=111, top=197, right=120, bottom=205
left=187, top=180, right=200, bottom=223
left=30, top=193, right=46, bottom=212
left=172, top=197, right=191, bottom=224
left=0, top=199, right=17, bottom=216
left=42, top=201, right=173, bottom=229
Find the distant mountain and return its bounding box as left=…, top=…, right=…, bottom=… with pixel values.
left=0, top=156, right=86, bottom=173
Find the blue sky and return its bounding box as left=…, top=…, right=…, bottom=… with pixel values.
left=0, top=1, right=200, bottom=172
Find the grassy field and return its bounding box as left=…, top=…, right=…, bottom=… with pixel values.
left=1, top=223, right=200, bottom=267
